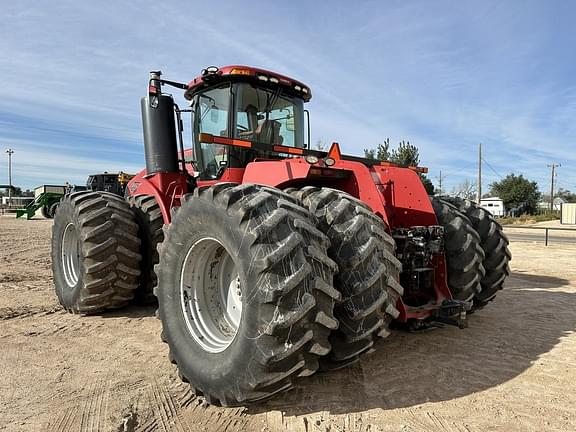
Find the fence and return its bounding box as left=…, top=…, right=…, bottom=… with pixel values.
left=503, top=225, right=576, bottom=246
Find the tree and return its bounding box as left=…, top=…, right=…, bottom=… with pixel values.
left=451, top=179, right=477, bottom=200
left=489, top=174, right=540, bottom=214
left=364, top=139, right=434, bottom=195
left=364, top=139, right=390, bottom=161
left=556, top=188, right=576, bottom=203
left=314, top=139, right=326, bottom=151
left=390, top=140, right=419, bottom=167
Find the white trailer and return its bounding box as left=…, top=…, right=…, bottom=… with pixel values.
left=561, top=203, right=576, bottom=225
left=479, top=197, right=505, bottom=217
left=1, top=196, right=34, bottom=207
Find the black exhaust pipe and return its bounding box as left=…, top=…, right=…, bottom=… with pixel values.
left=141, top=71, right=179, bottom=175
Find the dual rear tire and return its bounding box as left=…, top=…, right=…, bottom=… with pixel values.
left=51, top=191, right=141, bottom=313
left=431, top=197, right=511, bottom=310
left=156, top=184, right=340, bottom=405
left=434, top=197, right=511, bottom=310
left=154, top=185, right=403, bottom=404
left=289, top=187, right=402, bottom=370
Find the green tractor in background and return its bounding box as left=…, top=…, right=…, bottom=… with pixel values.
left=16, top=172, right=133, bottom=220
left=16, top=185, right=70, bottom=220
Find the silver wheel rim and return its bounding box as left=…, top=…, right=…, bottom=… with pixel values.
left=180, top=238, right=242, bottom=353
left=62, top=223, right=81, bottom=288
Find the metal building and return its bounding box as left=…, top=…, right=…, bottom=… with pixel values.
left=561, top=203, right=576, bottom=225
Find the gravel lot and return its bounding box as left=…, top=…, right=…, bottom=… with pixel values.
left=1, top=214, right=575, bottom=432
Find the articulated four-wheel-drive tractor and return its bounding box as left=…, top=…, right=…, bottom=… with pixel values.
left=51, top=66, right=511, bottom=406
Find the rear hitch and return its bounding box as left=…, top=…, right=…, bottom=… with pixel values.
left=432, top=299, right=472, bottom=329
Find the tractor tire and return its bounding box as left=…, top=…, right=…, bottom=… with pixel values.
left=51, top=191, right=141, bottom=314
left=127, top=195, right=164, bottom=303
left=41, top=205, right=51, bottom=219
left=431, top=197, right=485, bottom=302
left=155, top=183, right=339, bottom=406
left=48, top=202, right=59, bottom=218
left=289, top=187, right=403, bottom=370
left=436, top=197, right=511, bottom=310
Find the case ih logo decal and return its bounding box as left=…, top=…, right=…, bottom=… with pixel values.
left=129, top=182, right=140, bottom=193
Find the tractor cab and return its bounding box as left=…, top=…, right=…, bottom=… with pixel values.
left=184, top=66, right=310, bottom=180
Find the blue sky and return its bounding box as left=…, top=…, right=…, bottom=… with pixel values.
left=1, top=0, right=575, bottom=195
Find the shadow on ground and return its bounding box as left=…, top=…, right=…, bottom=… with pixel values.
left=245, top=272, right=576, bottom=415
left=509, top=271, right=570, bottom=286
left=102, top=303, right=157, bottom=319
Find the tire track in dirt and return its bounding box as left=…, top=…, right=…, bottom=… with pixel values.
left=46, top=407, right=78, bottom=432
left=134, top=378, right=251, bottom=432
left=398, top=410, right=473, bottom=432
left=46, top=379, right=109, bottom=432
left=78, top=379, right=108, bottom=432
left=9, top=312, right=106, bottom=337
left=0, top=304, right=61, bottom=320
left=178, top=400, right=248, bottom=432
left=147, top=378, right=190, bottom=432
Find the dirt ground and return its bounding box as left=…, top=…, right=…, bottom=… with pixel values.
left=1, top=215, right=575, bottom=432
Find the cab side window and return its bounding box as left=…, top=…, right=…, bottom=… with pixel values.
left=193, top=85, right=231, bottom=179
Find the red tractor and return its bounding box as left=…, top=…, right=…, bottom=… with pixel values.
left=51, top=66, right=511, bottom=406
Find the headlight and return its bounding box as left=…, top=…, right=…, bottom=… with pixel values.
left=305, top=155, right=319, bottom=164
left=202, top=66, right=219, bottom=75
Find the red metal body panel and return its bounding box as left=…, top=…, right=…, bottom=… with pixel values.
left=242, top=158, right=393, bottom=227
left=196, top=168, right=245, bottom=188
left=371, top=166, right=437, bottom=228
left=127, top=170, right=188, bottom=223
left=241, top=159, right=311, bottom=187
left=186, top=65, right=310, bottom=100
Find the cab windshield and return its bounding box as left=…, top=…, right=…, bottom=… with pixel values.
left=234, top=83, right=304, bottom=148
left=192, top=82, right=305, bottom=179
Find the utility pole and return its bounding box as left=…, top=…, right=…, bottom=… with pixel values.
left=437, top=170, right=443, bottom=196
left=5, top=149, right=14, bottom=208
left=476, top=143, right=482, bottom=204
left=547, top=163, right=561, bottom=211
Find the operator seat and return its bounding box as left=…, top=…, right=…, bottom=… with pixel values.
left=255, top=120, right=283, bottom=145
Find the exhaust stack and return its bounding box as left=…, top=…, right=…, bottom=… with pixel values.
left=141, top=71, right=179, bottom=175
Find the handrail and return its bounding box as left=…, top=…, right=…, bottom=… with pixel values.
left=503, top=225, right=576, bottom=232
left=502, top=225, right=576, bottom=245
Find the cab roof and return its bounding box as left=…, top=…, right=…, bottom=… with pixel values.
left=184, top=65, right=312, bottom=102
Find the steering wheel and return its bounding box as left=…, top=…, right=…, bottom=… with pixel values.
left=236, top=124, right=249, bottom=132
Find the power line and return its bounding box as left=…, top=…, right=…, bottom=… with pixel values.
left=439, top=161, right=477, bottom=179
left=481, top=156, right=504, bottom=179
left=477, top=143, right=482, bottom=204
